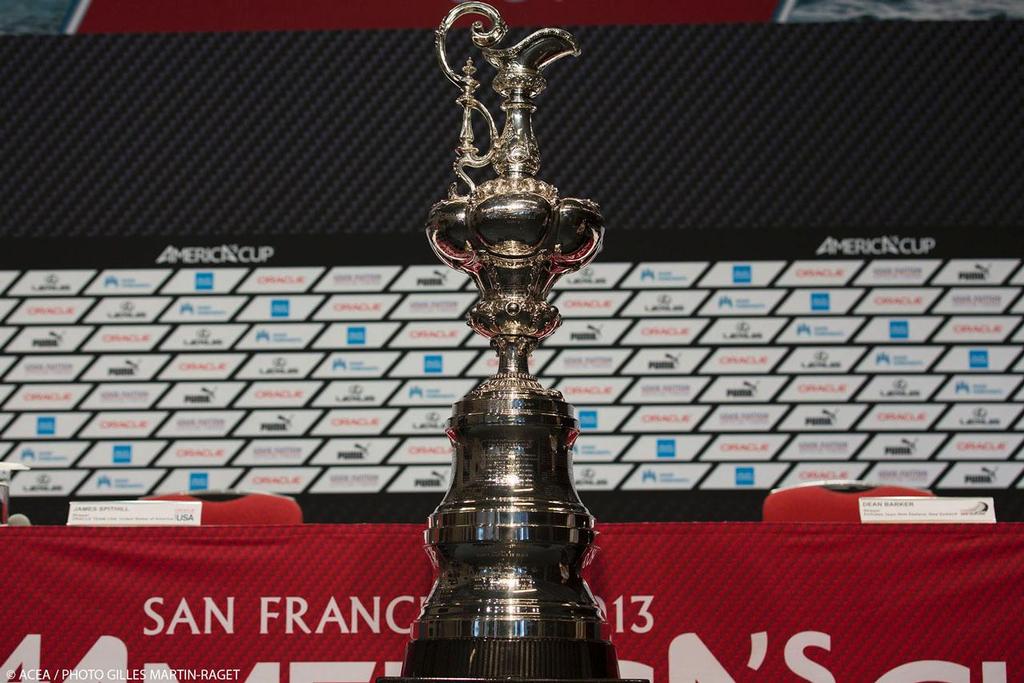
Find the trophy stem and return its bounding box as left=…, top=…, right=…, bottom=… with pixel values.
left=495, top=335, right=535, bottom=375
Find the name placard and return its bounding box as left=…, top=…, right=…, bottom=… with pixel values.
left=67, top=501, right=202, bottom=526
left=859, top=496, right=996, bottom=524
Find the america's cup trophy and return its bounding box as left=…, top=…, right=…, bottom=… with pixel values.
left=382, top=4, right=641, bottom=682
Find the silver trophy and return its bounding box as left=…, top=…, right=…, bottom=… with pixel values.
left=383, top=4, right=640, bottom=681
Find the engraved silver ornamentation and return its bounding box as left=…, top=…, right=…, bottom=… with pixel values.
left=384, top=4, right=637, bottom=681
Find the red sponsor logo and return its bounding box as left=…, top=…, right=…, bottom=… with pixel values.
left=718, top=355, right=770, bottom=366
left=952, top=324, right=1003, bottom=335
left=254, top=389, right=305, bottom=400
left=178, top=362, right=227, bottom=371
left=21, top=391, right=73, bottom=402
left=641, top=326, right=691, bottom=337
left=175, top=448, right=226, bottom=458
left=720, top=442, right=770, bottom=452
left=102, top=333, right=152, bottom=343
left=794, top=267, right=846, bottom=279
left=641, top=413, right=692, bottom=424
left=797, top=383, right=848, bottom=394
left=563, top=385, right=615, bottom=396
left=956, top=440, right=1007, bottom=452
left=409, top=446, right=451, bottom=455
left=799, top=470, right=851, bottom=480
left=410, top=329, right=459, bottom=340
left=872, top=295, right=922, bottom=307
left=332, top=302, right=382, bottom=312
left=98, top=419, right=150, bottom=430
left=25, top=306, right=76, bottom=316
left=250, top=475, right=302, bottom=485
left=876, top=411, right=928, bottom=423
left=563, top=298, right=615, bottom=310
left=330, top=417, right=381, bottom=427
left=257, top=275, right=306, bottom=285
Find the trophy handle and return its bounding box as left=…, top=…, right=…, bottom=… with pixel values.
left=436, top=3, right=504, bottom=194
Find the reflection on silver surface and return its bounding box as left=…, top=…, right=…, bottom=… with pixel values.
left=390, top=3, right=632, bottom=680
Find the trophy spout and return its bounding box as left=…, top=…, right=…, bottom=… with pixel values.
left=482, top=28, right=581, bottom=97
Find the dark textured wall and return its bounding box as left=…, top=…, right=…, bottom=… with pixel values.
left=0, top=21, right=1022, bottom=238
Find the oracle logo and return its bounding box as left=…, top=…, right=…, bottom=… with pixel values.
left=956, top=441, right=1007, bottom=452
left=873, top=295, right=922, bottom=306
left=22, top=392, right=73, bottom=402
left=876, top=411, right=927, bottom=422
left=563, top=298, right=614, bottom=309
left=257, top=275, right=305, bottom=285
left=333, top=302, right=382, bottom=312
left=718, top=355, right=770, bottom=365
left=179, top=362, right=227, bottom=371
left=641, top=414, right=692, bottom=424
left=563, top=385, right=614, bottom=396
left=952, top=324, right=1003, bottom=334
left=797, top=383, right=848, bottom=393
left=102, top=333, right=152, bottom=343
left=25, top=306, right=75, bottom=316
left=409, top=446, right=451, bottom=455
left=720, top=442, right=769, bottom=452
left=794, top=267, right=845, bottom=278
left=175, top=448, right=225, bottom=458
left=99, top=419, right=149, bottom=429
left=799, top=470, right=850, bottom=480
left=410, top=329, right=459, bottom=339
left=251, top=475, right=302, bottom=485
left=641, top=326, right=690, bottom=337
left=254, top=389, right=305, bottom=400
left=331, top=417, right=380, bottom=426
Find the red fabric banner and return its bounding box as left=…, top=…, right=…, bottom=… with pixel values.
left=71, top=0, right=778, bottom=34
left=2, top=523, right=1021, bottom=682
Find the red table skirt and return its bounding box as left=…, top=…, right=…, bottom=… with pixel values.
left=2, top=523, right=1021, bottom=682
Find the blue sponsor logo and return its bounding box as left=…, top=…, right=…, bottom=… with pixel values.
left=346, top=326, right=367, bottom=345
left=189, top=472, right=210, bottom=491
left=270, top=299, right=290, bottom=318
left=732, top=264, right=752, bottom=284
left=112, top=444, right=132, bottom=464
left=36, top=416, right=56, bottom=436
left=103, top=275, right=120, bottom=287
left=969, top=349, right=989, bottom=369
left=889, top=320, right=909, bottom=340
left=735, top=466, right=755, bottom=487
left=423, top=354, right=444, bottom=374
left=194, top=272, right=214, bottom=291
left=810, top=292, right=830, bottom=311
left=578, top=410, right=598, bottom=430
left=656, top=439, right=676, bottom=459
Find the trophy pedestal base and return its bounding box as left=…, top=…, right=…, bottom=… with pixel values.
left=388, top=637, right=629, bottom=680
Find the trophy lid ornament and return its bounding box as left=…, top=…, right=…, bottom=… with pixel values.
left=381, top=5, right=639, bottom=682
left=429, top=2, right=605, bottom=397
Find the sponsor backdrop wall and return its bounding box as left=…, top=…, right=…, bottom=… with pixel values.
left=1, top=20, right=1023, bottom=522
